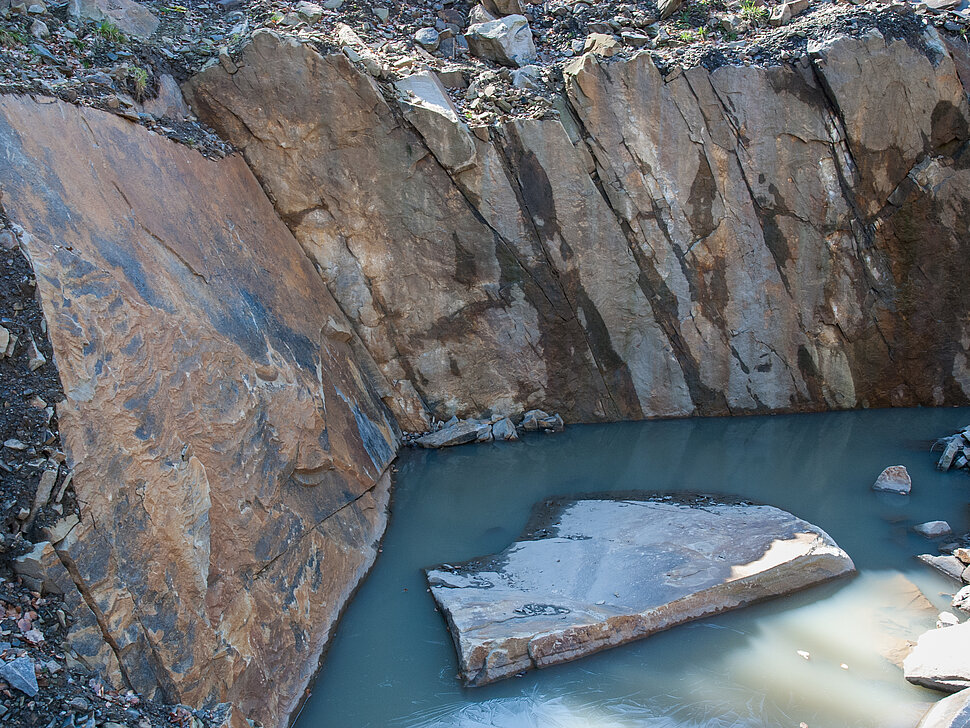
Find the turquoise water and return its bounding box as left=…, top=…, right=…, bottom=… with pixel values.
left=296, top=408, right=970, bottom=728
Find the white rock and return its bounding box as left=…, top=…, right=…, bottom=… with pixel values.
left=916, top=521, right=953, bottom=538
left=953, top=585, right=970, bottom=612
left=906, top=621, right=970, bottom=692
left=938, top=611, right=961, bottom=628
left=872, top=465, right=911, bottom=494
left=464, top=15, right=537, bottom=67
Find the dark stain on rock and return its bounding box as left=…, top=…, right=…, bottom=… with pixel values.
left=930, top=100, right=969, bottom=153
left=453, top=233, right=478, bottom=286
left=687, top=149, right=718, bottom=240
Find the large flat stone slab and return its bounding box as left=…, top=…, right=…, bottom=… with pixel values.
left=905, top=621, right=970, bottom=693
left=426, top=495, right=855, bottom=686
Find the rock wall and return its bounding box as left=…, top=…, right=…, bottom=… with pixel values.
left=0, top=94, right=399, bottom=728
left=185, top=26, right=970, bottom=424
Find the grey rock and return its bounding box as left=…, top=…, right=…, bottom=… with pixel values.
left=415, top=419, right=491, bottom=448
left=954, top=586, right=970, bottom=612
left=520, top=409, right=564, bottom=432
left=427, top=496, right=854, bottom=686
left=0, top=657, right=38, bottom=697
left=920, top=554, right=966, bottom=582
left=414, top=27, right=439, bottom=52
left=511, top=64, right=541, bottom=90
left=939, top=438, right=962, bottom=471
left=873, top=465, right=911, bottom=494
left=30, top=18, right=48, bottom=37
left=491, top=417, right=518, bottom=441
left=464, top=15, right=537, bottom=67
left=295, top=1, right=322, bottom=22
left=905, top=620, right=970, bottom=692
left=468, top=3, right=496, bottom=24
left=917, top=688, right=970, bottom=728
left=658, top=0, right=683, bottom=19
left=67, top=0, right=159, bottom=39
left=374, top=7, right=388, bottom=22
left=916, top=521, right=953, bottom=538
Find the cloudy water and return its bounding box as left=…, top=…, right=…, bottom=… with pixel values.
left=295, top=407, right=970, bottom=728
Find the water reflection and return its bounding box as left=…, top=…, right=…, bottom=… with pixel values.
left=296, top=408, right=970, bottom=728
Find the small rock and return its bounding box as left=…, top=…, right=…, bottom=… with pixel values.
left=26, top=335, right=45, bottom=371
left=219, top=48, right=237, bottom=74
left=873, top=465, right=911, bottom=494
left=0, top=326, right=9, bottom=357
left=374, top=7, right=388, bottom=22
left=469, top=3, right=497, bottom=23
left=27, top=2, right=44, bottom=12
left=769, top=3, right=793, bottom=26
left=938, top=611, right=961, bottom=628
left=30, top=18, right=48, bottom=38
left=510, top=64, right=541, bottom=89
left=916, top=521, right=953, bottom=538
left=955, top=548, right=970, bottom=565
left=583, top=32, right=622, bottom=57
left=322, top=0, right=342, bottom=8
left=464, top=15, right=537, bottom=67
left=4, top=438, right=27, bottom=450
left=414, top=27, right=440, bottom=52
left=620, top=31, right=650, bottom=48
left=492, top=417, right=518, bottom=441
left=295, top=1, right=322, bottom=22
left=0, top=657, right=38, bottom=696
left=658, top=0, right=683, bottom=20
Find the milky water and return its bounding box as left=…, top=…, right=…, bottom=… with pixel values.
left=295, top=408, right=970, bottom=728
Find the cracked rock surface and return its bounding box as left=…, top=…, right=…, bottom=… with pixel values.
left=186, top=24, right=970, bottom=426
left=0, top=93, right=400, bottom=728
left=426, top=494, right=855, bottom=686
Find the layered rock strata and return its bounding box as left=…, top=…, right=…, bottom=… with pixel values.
left=0, top=94, right=399, bottom=728
left=426, top=495, right=855, bottom=686
left=185, top=26, right=970, bottom=425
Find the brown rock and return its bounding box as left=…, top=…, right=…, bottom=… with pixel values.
left=0, top=94, right=399, bottom=728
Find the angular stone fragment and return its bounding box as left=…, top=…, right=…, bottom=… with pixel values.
left=905, top=620, right=970, bottom=692
left=919, top=554, right=965, bottom=582
left=0, top=657, right=38, bottom=697
left=68, top=0, right=159, bottom=39
left=916, top=521, right=953, bottom=538
left=427, top=495, right=854, bottom=686
left=873, top=465, right=911, bottom=494
left=464, top=15, right=536, bottom=67
left=917, top=688, right=970, bottom=728
left=491, top=417, right=517, bottom=441
left=415, top=419, right=491, bottom=448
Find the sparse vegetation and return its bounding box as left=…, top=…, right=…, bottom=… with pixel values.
left=740, top=0, right=769, bottom=24
left=95, top=19, right=125, bottom=43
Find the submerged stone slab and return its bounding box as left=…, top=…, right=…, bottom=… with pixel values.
left=426, top=495, right=854, bottom=686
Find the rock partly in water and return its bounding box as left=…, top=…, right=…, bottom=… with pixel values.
left=520, top=409, right=564, bottom=432
left=415, top=419, right=492, bottom=448
left=873, top=465, right=912, bottom=494
left=905, top=620, right=970, bottom=692
left=491, top=417, right=518, bottom=441
left=426, top=495, right=854, bottom=686
left=917, top=688, right=970, bottom=728
left=953, top=586, right=970, bottom=613
left=919, top=554, right=966, bottom=582
left=916, top=521, right=953, bottom=538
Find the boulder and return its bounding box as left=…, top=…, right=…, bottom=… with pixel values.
left=415, top=419, right=491, bottom=448
left=464, top=15, right=536, bottom=67
left=873, top=465, right=911, bottom=494
left=67, top=0, right=159, bottom=39
left=426, top=495, right=854, bottom=686
left=491, top=417, right=518, bottom=441
left=658, top=0, right=683, bottom=19
left=520, top=409, right=564, bottom=432
left=0, top=94, right=398, bottom=728
left=905, top=620, right=970, bottom=692
left=916, top=521, right=953, bottom=538
left=583, top=32, right=622, bottom=58
left=917, top=689, right=970, bottom=728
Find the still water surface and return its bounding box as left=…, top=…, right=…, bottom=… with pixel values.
left=297, top=408, right=970, bottom=728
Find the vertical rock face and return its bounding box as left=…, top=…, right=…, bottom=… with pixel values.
left=0, top=95, right=398, bottom=728
left=185, top=28, right=970, bottom=423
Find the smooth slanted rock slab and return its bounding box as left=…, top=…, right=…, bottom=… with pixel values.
left=905, top=621, right=970, bottom=692
left=917, top=688, right=970, bottom=728
left=426, top=495, right=854, bottom=686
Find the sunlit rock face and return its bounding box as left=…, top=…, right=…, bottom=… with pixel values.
left=185, top=26, right=970, bottom=424
left=0, top=95, right=398, bottom=728
left=425, top=495, right=854, bottom=686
